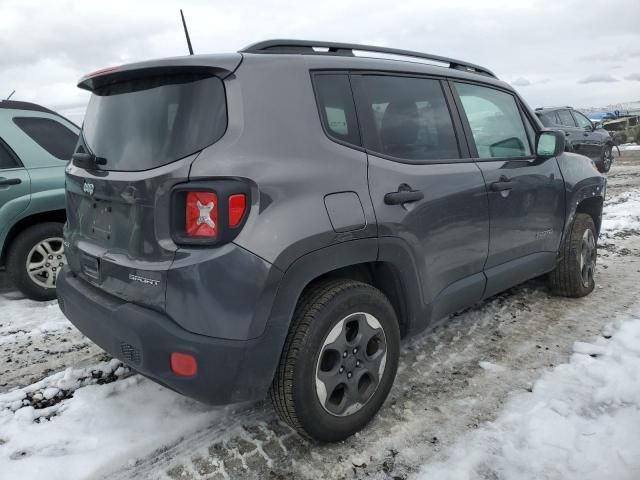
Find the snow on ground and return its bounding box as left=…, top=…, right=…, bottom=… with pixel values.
left=0, top=296, right=68, bottom=347
left=0, top=156, right=639, bottom=479
left=618, top=143, right=640, bottom=151
left=0, top=288, right=103, bottom=392
left=600, top=188, right=640, bottom=236
left=0, top=360, right=237, bottom=479
left=416, top=314, right=640, bottom=480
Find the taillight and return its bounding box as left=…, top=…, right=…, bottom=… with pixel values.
left=185, top=191, right=218, bottom=237
left=172, top=180, right=250, bottom=246
left=228, top=194, right=246, bottom=228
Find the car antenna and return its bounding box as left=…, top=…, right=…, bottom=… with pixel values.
left=6, top=90, right=15, bottom=100
left=180, top=9, right=194, bottom=55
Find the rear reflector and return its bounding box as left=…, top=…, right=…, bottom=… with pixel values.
left=185, top=191, right=218, bottom=237
left=170, top=352, right=198, bottom=377
left=228, top=193, right=246, bottom=227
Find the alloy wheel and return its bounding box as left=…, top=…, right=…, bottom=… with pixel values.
left=315, top=312, right=387, bottom=416
left=579, top=228, right=596, bottom=288
left=25, top=237, right=66, bottom=289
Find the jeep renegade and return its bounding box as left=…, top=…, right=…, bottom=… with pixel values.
left=57, top=40, right=605, bottom=442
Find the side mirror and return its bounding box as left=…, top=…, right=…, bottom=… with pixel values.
left=593, top=121, right=602, bottom=130
left=536, top=130, right=565, bottom=159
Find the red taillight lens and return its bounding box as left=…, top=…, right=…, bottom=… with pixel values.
left=170, top=352, right=198, bottom=377
left=228, top=193, right=246, bottom=227
left=185, top=191, right=218, bottom=237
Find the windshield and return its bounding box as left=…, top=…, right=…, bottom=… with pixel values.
left=82, top=73, right=226, bottom=171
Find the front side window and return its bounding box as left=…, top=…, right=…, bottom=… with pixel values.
left=82, top=74, right=227, bottom=172
left=557, top=110, right=577, bottom=127
left=351, top=75, right=459, bottom=162
left=312, top=74, right=361, bottom=146
left=13, top=117, right=78, bottom=161
left=573, top=111, right=592, bottom=129
left=454, top=82, right=531, bottom=158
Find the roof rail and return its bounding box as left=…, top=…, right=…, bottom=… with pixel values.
left=240, top=39, right=497, bottom=78
left=535, top=105, right=573, bottom=111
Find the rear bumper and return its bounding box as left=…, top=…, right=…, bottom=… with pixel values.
left=57, top=268, right=283, bottom=404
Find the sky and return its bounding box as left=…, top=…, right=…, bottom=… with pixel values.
left=1, top=0, right=639, bottom=124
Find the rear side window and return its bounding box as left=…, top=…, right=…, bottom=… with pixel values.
left=557, top=110, right=577, bottom=127
left=538, top=112, right=559, bottom=127
left=454, top=82, right=532, bottom=159
left=351, top=75, right=459, bottom=162
left=312, top=74, right=361, bottom=147
left=82, top=74, right=227, bottom=172
left=0, top=140, right=19, bottom=169
left=13, top=117, right=78, bottom=160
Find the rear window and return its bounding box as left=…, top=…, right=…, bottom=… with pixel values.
left=312, top=74, right=361, bottom=147
left=537, top=112, right=558, bottom=127
left=82, top=74, right=227, bottom=171
left=13, top=117, right=78, bottom=160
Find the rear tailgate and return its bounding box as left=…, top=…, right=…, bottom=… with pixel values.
left=64, top=157, right=195, bottom=308
left=65, top=54, right=241, bottom=308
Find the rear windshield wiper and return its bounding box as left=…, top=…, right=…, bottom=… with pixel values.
left=71, top=152, right=108, bottom=169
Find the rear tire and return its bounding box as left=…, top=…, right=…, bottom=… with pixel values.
left=598, top=144, right=613, bottom=173
left=271, top=279, right=400, bottom=442
left=548, top=213, right=597, bottom=298
left=6, top=222, right=65, bottom=301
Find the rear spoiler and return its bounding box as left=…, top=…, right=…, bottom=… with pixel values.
left=78, top=53, right=242, bottom=92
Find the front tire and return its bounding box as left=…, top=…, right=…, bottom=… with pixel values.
left=548, top=213, right=597, bottom=297
left=271, top=279, right=400, bottom=442
left=6, top=222, right=66, bottom=301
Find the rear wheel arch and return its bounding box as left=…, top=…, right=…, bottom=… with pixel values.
left=1, top=209, right=66, bottom=266
left=267, top=238, right=420, bottom=349
left=298, top=261, right=410, bottom=338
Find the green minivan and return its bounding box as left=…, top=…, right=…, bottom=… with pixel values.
left=0, top=100, right=79, bottom=300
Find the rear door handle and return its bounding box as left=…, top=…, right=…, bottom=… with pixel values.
left=489, top=176, right=514, bottom=192
left=0, top=177, right=21, bottom=186
left=384, top=184, right=424, bottom=205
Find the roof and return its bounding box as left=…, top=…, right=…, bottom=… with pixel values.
left=0, top=99, right=59, bottom=115
left=0, top=99, right=80, bottom=129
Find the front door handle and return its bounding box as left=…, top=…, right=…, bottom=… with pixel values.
left=384, top=184, right=424, bottom=205
left=489, top=175, right=514, bottom=192
left=0, top=177, right=21, bottom=187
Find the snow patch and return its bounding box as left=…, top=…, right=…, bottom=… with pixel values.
left=478, top=361, right=506, bottom=373
left=0, top=364, right=231, bottom=479
left=416, top=316, right=640, bottom=480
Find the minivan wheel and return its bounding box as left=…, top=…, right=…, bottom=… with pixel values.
left=599, top=145, right=613, bottom=173
left=271, top=279, right=400, bottom=442
left=548, top=213, right=597, bottom=297
left=6, top=222, right=65, bottom=301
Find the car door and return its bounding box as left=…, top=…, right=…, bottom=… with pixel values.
left=556, top=109, right=586, bottom=155
left=451, top=81, right=564, bottom=298
left=0, top=137, right=31, bottom=242
left=350, top=73, right=490, bottom=323
left=572, top=110, right=602, bottom=159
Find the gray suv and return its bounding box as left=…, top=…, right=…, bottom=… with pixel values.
left=57, top=40, right=605, bottom=442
